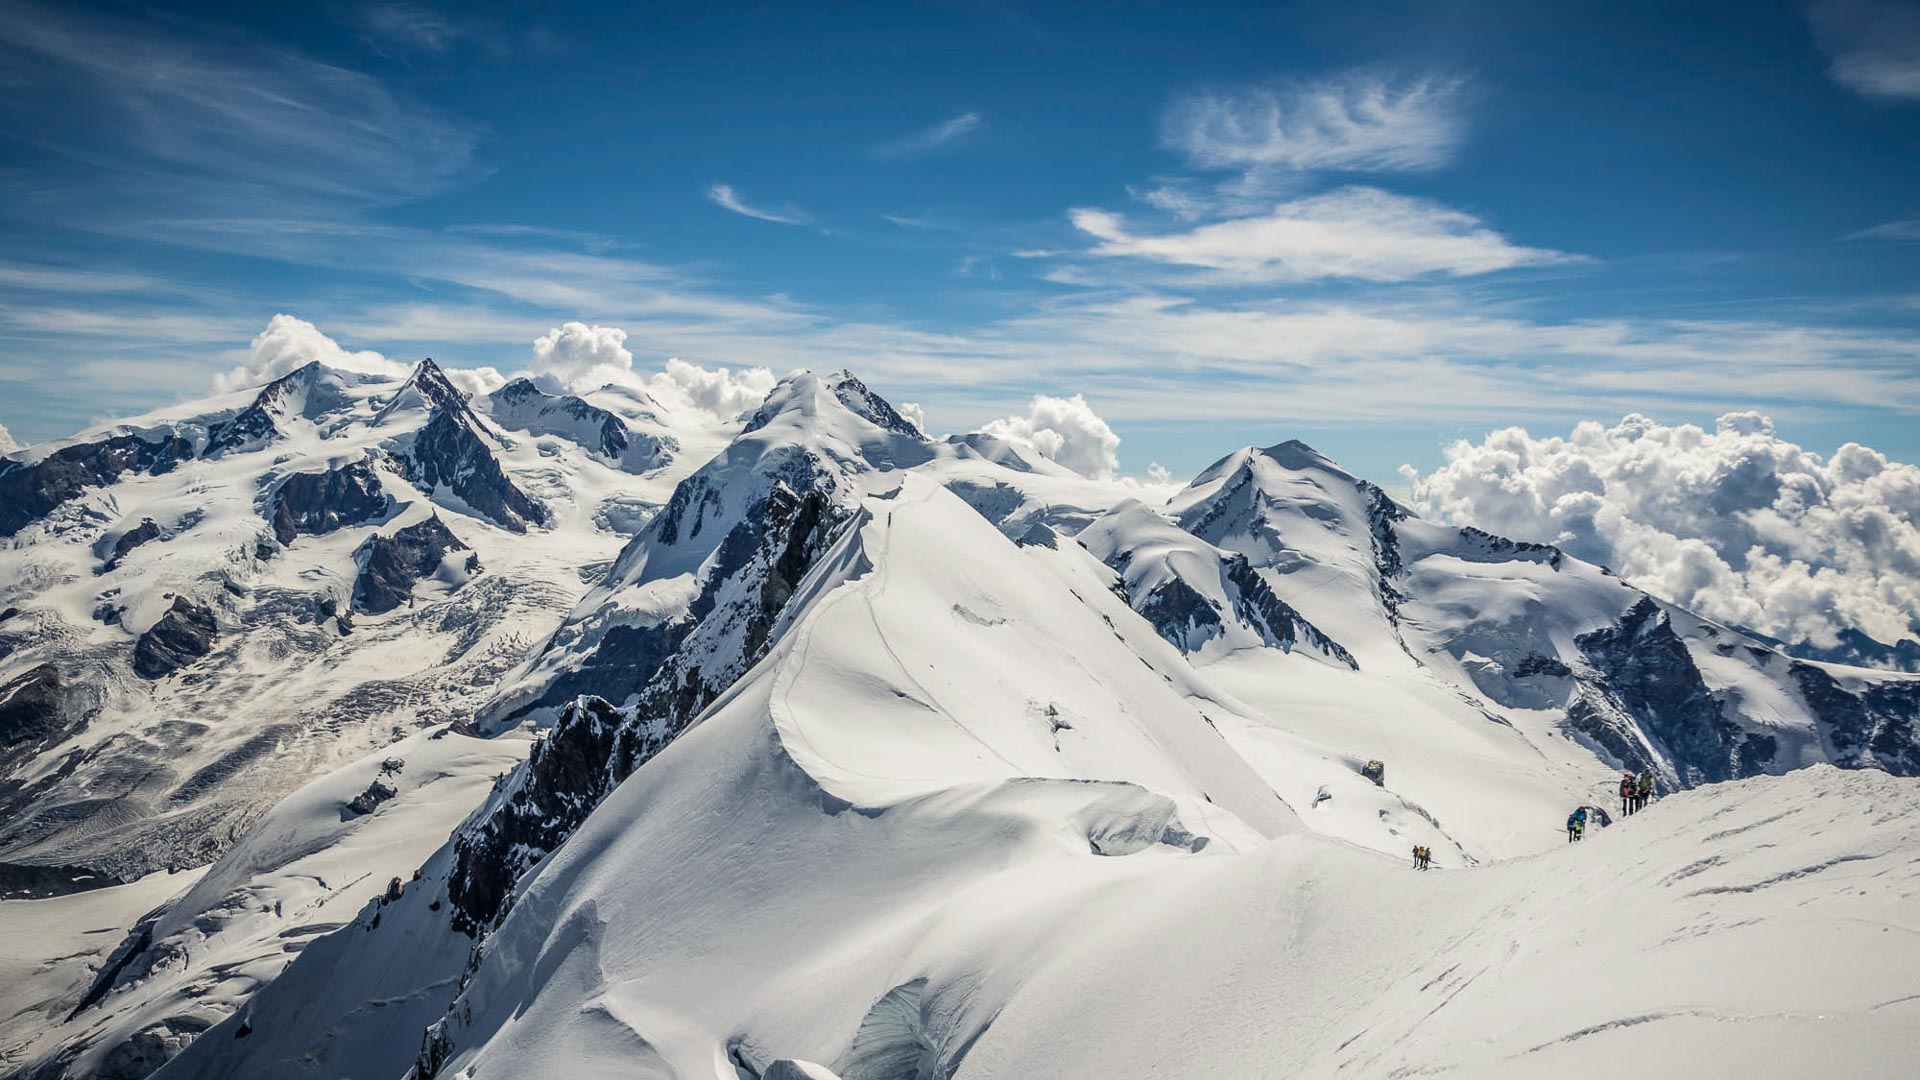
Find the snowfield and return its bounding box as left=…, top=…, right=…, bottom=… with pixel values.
left=1, top=360, right=1916, bottom=1079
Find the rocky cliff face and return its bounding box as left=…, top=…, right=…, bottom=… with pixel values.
left=1570, top=598, right=1771, bottom=787
left=132, top=597, right=219, bottom=680
left=1790, top=662, right=1920, bottom=774
left=0, top=434, right=195, bottom=538
left=352, top=516, right=478, bottom=615
left=387, top=361, right=547, bottom=533
left=269, top=459, right=390, bottom=546
left=447, top=483, right=850, bottom=933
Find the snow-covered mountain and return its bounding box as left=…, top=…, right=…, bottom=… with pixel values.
left=0, top=360, right=736, bottom=901
left=2, top=362, right=1916, bottom=1080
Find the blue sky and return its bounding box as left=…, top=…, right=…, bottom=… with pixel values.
left=1, top=0, right=1917, bottom=483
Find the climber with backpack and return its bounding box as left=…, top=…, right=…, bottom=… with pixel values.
left=1566, top=809, right=1584, bottom=843
left=1636, top=770, right=1654, bottom=811
left=1619, top=772, right=1636, bottom=815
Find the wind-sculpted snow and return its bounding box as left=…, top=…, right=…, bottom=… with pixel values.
left=8, top=365, right=1920, bottom=1080
left=152, top=478, right=1920, bottom=1079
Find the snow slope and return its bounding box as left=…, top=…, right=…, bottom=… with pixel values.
left=5, top=366, right=1919, bottom=1080
left=158, top=477, right=1920, bottom=1080
left=5, top=727, right=527, bottom=1080
left=0, top=360, right=733, bottom=895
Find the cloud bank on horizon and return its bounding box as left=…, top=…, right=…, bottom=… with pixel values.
left=1405, top=413, right=1920, bottom=651
left=1, top=2, right=1917, bottom=646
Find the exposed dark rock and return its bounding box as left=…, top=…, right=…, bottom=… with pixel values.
left=270, top=459, right=390, bottom=545
left=132, top=596, right=218, bottom=679
left=1572, top=598, right=1768, bottom=786
left=101, top=518, right=162, bottom=570
left=1515, top=654, right=1573, bottom=679
left=825, top=370, right=926, bottom=437
left=0, top=433, right=193, bottom=537
left=1454, top=526, right=1565, bottom=569
left=450, top=484, right=852, bottom=933
left=0, top=664, right=70, bottom=768
left=1224, top=557, right=1358, bottom=668
left=1360, top=479, right=1411, bottom=618
left=447, top=695, right=627, bottom=934
left=1136, top=576, right=1224, bottom=651
left=487, top=378, right=674, bottom=470
left=1789, top=662, right=1920, bottom=775
left=346, top=778, right=398, bottom=815
left=392, top=361, right=547, bottom=533
left=352, top=516, right=478, bottom=615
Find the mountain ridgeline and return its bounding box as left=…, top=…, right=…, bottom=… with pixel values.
left=1, top=360, right=1917, bottom=1080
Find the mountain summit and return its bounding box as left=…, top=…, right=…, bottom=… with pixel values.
left=0, top=364, right=1915, bottom=1080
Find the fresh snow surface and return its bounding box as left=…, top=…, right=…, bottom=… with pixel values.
left=4, top=364, right=1918, bottom=1080
left=3, top=727, right=526, bottom=1077
left=0, top=362, right=733, bottom=887
left=161, top=480, right=1920, bottom=1080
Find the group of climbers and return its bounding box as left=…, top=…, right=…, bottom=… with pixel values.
left=1619, top=770, right=1655, bottom=815
left=1410, top=845, right=1433, bottom=870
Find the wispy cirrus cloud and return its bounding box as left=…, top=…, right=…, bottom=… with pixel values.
left=705, top=183, right=811, bottom=225
left=870, top=112, right=983, bottom=159
left=352, top=3, right=465, bottom=57
left=1811, top=0, right=1920, bottom=101
left=1850, top=216, right=1920, bottom=241
left=1066, top=186, right=1574, bottom=284
left=1163, top=71, right=1468, bottom=174
left=0, top=0, right=479, bottom=214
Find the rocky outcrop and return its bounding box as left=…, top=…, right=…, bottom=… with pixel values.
left=0, top=433, right=193, bottom=537
left=1790, top=662, right=1920, bottom=775
left=346, top=778, right=398, bottom=815
left=270, top=460, right=389, bottom=545
left=390, top=361, right=547, bottom=533
left=1224, top=558, right=1359, bottom=668
left=102, top=518, right=162, bottom=571
left=351, top=516, right=478, bottom=615
left=449, top=484, right=851, bottom=933
left=132, top=597, right=218, bottom=679
left=0, top=663, right=66, bottom=756
left=1571, top=598, right=1768, bottom=786
left=825, top=370, right=925, bottom=437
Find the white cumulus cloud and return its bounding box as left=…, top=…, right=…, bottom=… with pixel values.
left=645, top=357, right=777, bottom=419
left=981, top=394, right=1122, bottom=480
left=530, top=322, right=636, bottom=392
left=1402, top=413, right=1920, bottom=649
left=216, top=313, right=409, bottom=392
left=896, top=401, right=928, bottom=436
left=1071, top=186, right=1572, bottom=284
left=0, top=420, right=19, bottom=453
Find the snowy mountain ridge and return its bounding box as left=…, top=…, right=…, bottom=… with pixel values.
left=0, top=359, right=1916, bottom=1080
